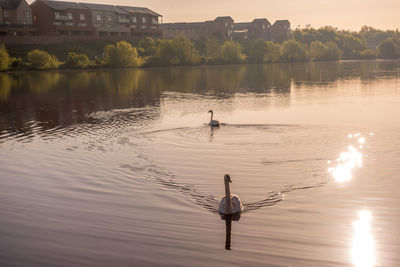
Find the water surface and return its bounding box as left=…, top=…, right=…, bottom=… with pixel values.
left=1, top=60, right=400, bottom=266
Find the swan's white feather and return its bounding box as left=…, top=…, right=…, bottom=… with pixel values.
left=219, top=194, right=243, bottom=214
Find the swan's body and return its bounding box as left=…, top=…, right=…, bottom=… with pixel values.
left=208, top=110, right=220, bottom=127
left=219, top=174, right=243, bottom=215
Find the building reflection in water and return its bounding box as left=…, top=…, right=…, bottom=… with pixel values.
left=352, top=210, right=375, bottom=267
left=328, top=133, right=367, bottom=182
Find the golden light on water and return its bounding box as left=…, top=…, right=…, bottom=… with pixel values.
left=328, top=145, right=362, bottom=182
left=328, top=133, right=370, bottom=182
left=352, top=211, right=375, bottom=267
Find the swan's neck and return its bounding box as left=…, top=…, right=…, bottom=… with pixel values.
left=225, top=181, right=232, bottom=214
left=209, top=111, right=213, bottom=123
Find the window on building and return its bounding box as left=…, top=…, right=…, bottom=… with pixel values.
left=96, top=14, right=101, bottom=21
left=25, top=11, right=31, bottom=19
left=67, top=13, right=72, bottom=19
left=80, top=14, right=85, bottom=20
left=4, top=10, right=8, bottom=17
left=152, top=17, right=158, bottom=24
left=55, top=12, right=60, bottom=18
left=107, top=15, right=112, bottom=22
left=142, top=17, right=146, bottom=23
left=132, top=16, right=137, bottom=23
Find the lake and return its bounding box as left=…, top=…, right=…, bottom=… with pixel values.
left=1, top=60, right=400, bottom=266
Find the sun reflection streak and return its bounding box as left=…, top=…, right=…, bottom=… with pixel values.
left=352, top=211, right=375, bottom=267
left=328, top=133, right=370, bottom=182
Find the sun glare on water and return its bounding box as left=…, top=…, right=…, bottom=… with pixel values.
left=352, top=210, right=375, bottom=267
left=328, top=133, right=370, bottom=182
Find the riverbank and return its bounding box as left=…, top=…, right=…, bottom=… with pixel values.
left=1, top=27, right=400, bottom=72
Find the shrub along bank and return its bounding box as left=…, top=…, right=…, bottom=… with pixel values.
left=1, top=26, right=400, bottom=72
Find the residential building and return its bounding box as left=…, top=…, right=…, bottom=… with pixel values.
left=0, top=0, right=36, bottom=35
left=31, top=0, right=94, bottom=36
left=233, top=18, right=271, bottom=40
left=161, top=16, right=234, bottom=41
left=80, top=2, right=130, bottom=37
left=117, top=6, right=162, bottom=38
left=270, top=20, right=290, bottom=42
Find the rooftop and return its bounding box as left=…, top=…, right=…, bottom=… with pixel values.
left=118, top=6, right=161, bottom=17
left=32, top=0, right=84, bottom=10
left=0, top=0, right=23, bottom=9
left=80, top=2, right=127, bottom=14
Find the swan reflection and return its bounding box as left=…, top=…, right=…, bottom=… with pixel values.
left=220, top=213, right=241, bottom=250
left=328, top=133, right=370, bottom=182
left=352, top=211, right=375, bottom=267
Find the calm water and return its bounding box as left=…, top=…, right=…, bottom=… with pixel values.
left=1, top=60, right=400, bottom=266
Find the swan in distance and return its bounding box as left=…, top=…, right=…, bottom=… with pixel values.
left=219, top=174, right=243, bottom=215
left=208, top=110, right=220, bottom=127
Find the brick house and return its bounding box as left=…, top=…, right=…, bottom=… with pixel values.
left=79, top=3, right=130, bottom=37
left=31, top=0, right=94, bottom=36
left=233, top=18, right=271, bottom=40
left=161, top=16, right=234, bottom=41
left=270, top=20, right=290, bottom=42
left=117, top=6, right=162, bottom=38
left=0, top=0, right=36, bottom=35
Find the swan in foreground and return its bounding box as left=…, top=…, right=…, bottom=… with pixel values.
left=219, top=174, right=243, bottom=215
left=208, top=110, right=220, bottom=127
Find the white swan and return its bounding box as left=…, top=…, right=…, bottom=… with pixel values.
left=219, top=174, right=243, bottom=215
left=208, top=110, right=220, bottom=127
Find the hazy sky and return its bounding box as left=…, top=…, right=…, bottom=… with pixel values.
left=30, top=0, right=400, bottom=30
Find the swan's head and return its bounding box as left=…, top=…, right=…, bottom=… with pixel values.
left=224, top=174, right=232, bottom=183
left=208, top=109, right=213, bottom=113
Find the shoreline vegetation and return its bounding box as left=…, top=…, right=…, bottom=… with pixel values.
left=1, top=26, right=400, bottom=72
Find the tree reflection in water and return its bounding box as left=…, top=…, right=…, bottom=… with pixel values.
left=0, top=60, right=399, bottom=139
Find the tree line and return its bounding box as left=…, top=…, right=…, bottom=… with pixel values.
left=0, top=26, right=399, bottom=71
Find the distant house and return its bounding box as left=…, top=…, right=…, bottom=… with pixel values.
left=31, top=0, right=94, bottom=36
left=161, top=16, right=234, bottom=41
left=270, top=20, right=290, bottom=42
left=30, top=0, right=162, bottom=39
left=117, top=6, right=162, bottom=38
left=233, top=18, right=271, bottom=41
left=0, top=0, right=36, bottom=35
left=79, top=3, right=130, bottom=37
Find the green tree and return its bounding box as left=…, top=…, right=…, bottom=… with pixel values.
left=27, top=49, right=59, bottom=70
left=248, top=39, right=268, bottom=63
left=216, top=41, right=245, bottom=64
left=377, top=38, right=399, bottom=59
left=137, top=37, right=159, bottom=57
left=310, top=41, right=327, bottom=61
left=205, top=37, right=220, bottom=60
left=281, top=40, right=309, bottom=62
left=310, top=41, right=341, bottom=61
left=0, top=44, right=11, bottom=71
left=104, top=41, right=140, bottom=67
left=337, top=33, right=366, bottom=59
left=358, top=49, right=376, bottom=59
left=66, top=52, right=90, bottom=68
left=149, top=36, right=200, bottom=66
left=264, top=41, right=281, bottom=63
left=324, top=42, right=341, bottom=61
